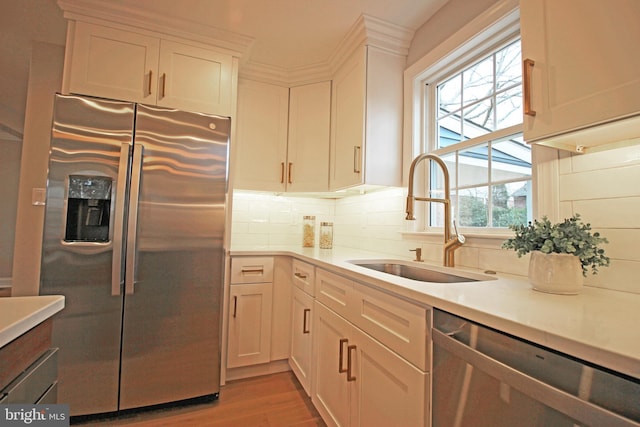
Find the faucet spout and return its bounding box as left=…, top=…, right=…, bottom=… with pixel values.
left=405, top=153, right=463, bottom=267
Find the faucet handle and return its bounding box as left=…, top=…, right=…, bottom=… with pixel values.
left=409, top=247, right=423, bottom=262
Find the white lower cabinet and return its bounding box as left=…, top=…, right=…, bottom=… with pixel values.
left=312, top=298, right=428, bottom=427
left=227, top=283, right=273, bottom=368
left=227, top=257, right=275, bottom=370
left=289, top=286, right=314, bottom=395
left=313, top=301, right=352, bottom=427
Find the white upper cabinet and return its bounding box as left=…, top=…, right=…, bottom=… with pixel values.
left=156, top=40, right=233, bottom=115
left=234, top=80, right=289, bottom=191
left=286, top=82, right=331, bottom=192
left=520, top=0, right=640, bottom=152
left=64, top=21, right=235, bottom=116
left=234, top=79, right=331, bottom=192
left=330, top=45, right=404, bottom=190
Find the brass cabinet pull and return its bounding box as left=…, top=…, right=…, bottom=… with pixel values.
left=241, top=268, right=264, bottom=274
left=338, top=338, right=349, bottom=373
left=523, top=58, right=536, bottom=116
left=294, top=272, right=308, bottom=279
left=161, top=73, right=166, bottom=99
left=280, top=162, right=285, bottom=183
left=288, top=162, right=293, bottom=184
left=353, top=146, right=361, bottom=173
left=147, top=70, right=153, bottom=96
left=303, top=308, right=311, bottom=334
left=233, top=295, right=238, bottom=318
left=346, top=345, right=357, bottom=382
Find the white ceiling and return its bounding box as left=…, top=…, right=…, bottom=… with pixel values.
left=106, top=0, right=447, bottom=69
left=0, top=0, right=448, bottom=139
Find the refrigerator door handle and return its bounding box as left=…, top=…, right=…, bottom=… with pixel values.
left=112, top=143, right=132, bottom=296
left=125, top=145, right=144, bottom=295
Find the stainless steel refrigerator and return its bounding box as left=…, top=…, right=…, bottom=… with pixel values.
left=40, top=93, right=229, bottom=417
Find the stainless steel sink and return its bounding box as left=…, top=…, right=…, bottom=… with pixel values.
left=348, top=260, right=496, bottom=283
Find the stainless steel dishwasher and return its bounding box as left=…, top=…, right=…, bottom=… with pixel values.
left=432, top=309, right=640, bottom=427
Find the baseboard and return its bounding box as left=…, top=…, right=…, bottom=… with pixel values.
left=225, top=359, right=291, bottom=382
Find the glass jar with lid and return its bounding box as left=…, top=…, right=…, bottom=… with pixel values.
left=302, top=215, right=315, bottom=247
left=319, top=222, right=333, bottom=249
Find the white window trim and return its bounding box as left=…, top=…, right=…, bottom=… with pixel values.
left=402, top=0, right=560, bottom=238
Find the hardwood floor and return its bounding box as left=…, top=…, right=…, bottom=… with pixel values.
left=74, top=371, right=326, bottom=426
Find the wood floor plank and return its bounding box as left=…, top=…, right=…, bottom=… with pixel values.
left=74, top=371, right=326, bottom=427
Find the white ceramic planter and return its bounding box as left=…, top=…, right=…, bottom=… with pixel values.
left=528, top=251, right=584, bottom=294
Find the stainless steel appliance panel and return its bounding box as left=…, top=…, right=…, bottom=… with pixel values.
left=118, top=104, right=229, bottom=409
left=432, top=309, right=640, bottom=427
left=40, top=94, right=135, bottom=415
left=41, top=94, right=229, bottom=416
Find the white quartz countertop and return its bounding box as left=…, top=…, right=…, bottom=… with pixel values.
left=0, top=296, right=65, bottom=348
left=230, top=245, right=640, bottom=379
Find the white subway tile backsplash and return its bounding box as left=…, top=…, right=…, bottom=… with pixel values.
left=232, top=161, right=640, bottom=295
left=584, top=259, right=640, bottom=294
left=596, top=229, right=640, bottom=262
left=570, top=144, right=640, bottom=172
left=559, top=164, right=640, bottom=200
left=572, top=197, right=640, bottom=228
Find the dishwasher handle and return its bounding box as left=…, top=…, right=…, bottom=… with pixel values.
left=433, top=329, right=640, bottom=427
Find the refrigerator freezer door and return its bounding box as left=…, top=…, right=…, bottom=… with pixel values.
left=118, top=104, right=229, bottom=409
left=40, top=94, right=135, bottom=416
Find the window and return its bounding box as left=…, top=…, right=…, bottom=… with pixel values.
left=419, top=24, right=530, bottom=231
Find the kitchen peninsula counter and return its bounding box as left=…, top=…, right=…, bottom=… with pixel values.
left=230, top=245, right=640, bottom=380
left=0, top=295, right=65, bottom=348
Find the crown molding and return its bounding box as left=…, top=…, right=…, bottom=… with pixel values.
left=56, top=0, right=254, bottom=57
left=241, top=13, right=414, bottom=86
left=239, top=61, right=332, bottom=87
left=328, top=14, right=415, bottom=74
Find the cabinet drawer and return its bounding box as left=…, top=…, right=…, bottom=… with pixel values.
left=292, top=259, right=315, bottom=295
left=315, top=269, right=355, bottom=319
left=2, top=348, right=58, bottom=404
left=352, top=285, right=428, bottom=371
left=231, top=257, right=274, bottom=284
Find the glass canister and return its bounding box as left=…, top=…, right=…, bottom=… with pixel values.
left=302, top=215, right=316, bottom=247
left=319, top=222, right=333, bottom=249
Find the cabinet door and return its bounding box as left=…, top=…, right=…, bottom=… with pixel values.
left=234, top=80, right=289, bottom=191
left=66, top=22, right=159, bottom=104
left=289, top=286, right=314, bottom=395
left=521, top=0, right=640, bottom=144
left=286, top=81, right=331, bottom=192
left=157, top=40, right=233, bottom=115
left=330, top=48, right=366, bottom=190
left=227, top=283, right=273, bottom=368
left=312, top=302, right=352, bottom=427
left=350, top=326, right=427, bottom=427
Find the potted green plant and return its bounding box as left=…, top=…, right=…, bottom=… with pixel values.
left=502, top=214, right=610, bottom=294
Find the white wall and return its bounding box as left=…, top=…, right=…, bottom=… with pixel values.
left=407, top=0, right=501, bottom=66
left=0, top=139, right=21, bottom=285
left=11, top=42, right=64, bottom=296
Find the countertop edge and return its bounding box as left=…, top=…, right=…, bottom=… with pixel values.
left=0, top=296, right=66, bottom=348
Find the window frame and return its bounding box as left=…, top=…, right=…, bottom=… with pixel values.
left=402, top=0, right=547, bottom=238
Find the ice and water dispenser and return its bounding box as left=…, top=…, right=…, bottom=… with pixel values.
left=65, top=176, right=112, bottom=242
